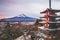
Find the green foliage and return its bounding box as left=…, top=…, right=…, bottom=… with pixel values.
left=0, top=22, right=13, bottom=40
left=32, top=27, right=38, bottom=31
left=0, top=22, right=23, bottom=40
left=34, top=19, right=42, bottom=26
left=1, top=33, right=8, bottom=39
left=34, top=19, right=39, bottom=26
left=13, top=28, right=24, bottom=38
left=0, top=33, right=12, bottom=40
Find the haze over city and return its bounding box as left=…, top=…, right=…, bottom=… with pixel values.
left=0, top=0, right=60, bottom=19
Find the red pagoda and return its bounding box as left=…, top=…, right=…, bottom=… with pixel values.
left=38, top=0, right=60, bottom=40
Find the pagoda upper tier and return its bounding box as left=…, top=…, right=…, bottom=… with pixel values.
left=40, top=8, right=60, bottom=14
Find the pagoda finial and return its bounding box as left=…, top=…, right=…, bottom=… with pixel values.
left=49, top=0, right=51, bottom=9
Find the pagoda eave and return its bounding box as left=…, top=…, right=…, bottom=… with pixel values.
left=40, top=15, right=60, bottom=18
left=38, top=27, right=60, bottom=31
left=39, top=21, right=60, bottom=23
left=40, top=16, right=60, bottom=18
left=40, top=8, right=60, bottom=13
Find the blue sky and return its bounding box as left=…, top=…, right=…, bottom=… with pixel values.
left=0, top=0, right=60, bottom=19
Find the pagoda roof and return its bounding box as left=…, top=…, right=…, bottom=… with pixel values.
left=38, top=27, right=60, bottom=31
left=39, top=21, right=60, bottom=23
left=40, top=8, right=60, bottom=13
left=40, top=15, right=60, bottom=18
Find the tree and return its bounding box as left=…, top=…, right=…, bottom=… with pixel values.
left=0, top=22, right=24, bottom=40
left=34, top=19, right=43, bottom=26
left=0, top=22, right=13, bottom=40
